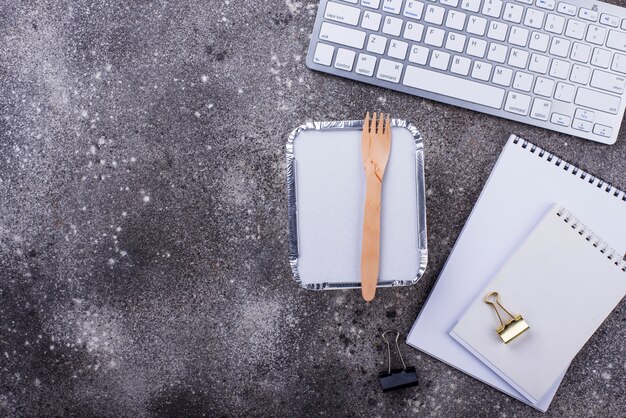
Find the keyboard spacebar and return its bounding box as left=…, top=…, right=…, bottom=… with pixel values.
left=403, top=66, right=505, bottom=109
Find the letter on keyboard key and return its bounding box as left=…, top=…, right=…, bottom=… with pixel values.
left=319, top=22, right=366, bottom=49
left=409, top=45, right=430, bottom=65
left=590, top=70, right=626, bottom=94
left=324, top=2, right=361, bottom=26
left=504, top=91, right=532, bottom=115
left=574, top=88, right=621, bottom=114
left=403, top=65, right=505, bottom=108
left=377, top=59, right=404, bottom=83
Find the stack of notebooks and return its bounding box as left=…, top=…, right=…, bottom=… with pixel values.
left=408, top=135, right=626, bottom=411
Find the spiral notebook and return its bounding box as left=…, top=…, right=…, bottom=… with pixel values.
left=407, top=135, right=626, bottom=411
left=450, top=205, right=626, bottom=405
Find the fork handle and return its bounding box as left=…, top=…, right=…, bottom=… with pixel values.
left=361, top=163, right=383, bottom=302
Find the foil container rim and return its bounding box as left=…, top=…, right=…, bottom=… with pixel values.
left=286, top=118, right=428, bottom=290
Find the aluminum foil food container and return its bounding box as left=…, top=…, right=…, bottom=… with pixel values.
left=286, top=119, right=428, bottom=290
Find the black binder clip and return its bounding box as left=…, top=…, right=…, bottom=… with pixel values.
left=379, top=330, right=419, bottom=392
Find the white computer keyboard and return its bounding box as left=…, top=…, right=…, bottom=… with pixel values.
left=306, top=0, right=626, bottom=144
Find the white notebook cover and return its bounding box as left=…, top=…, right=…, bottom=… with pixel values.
left=450, top=205, right=626, bottom=404
left=407, top=135, right=626, bottom=412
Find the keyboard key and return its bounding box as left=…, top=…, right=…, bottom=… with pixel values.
left=424, top=27, right=446, bottom=47
left=403, top=65, right=506, bottom=108
left=388, top=40, right=409, bottom=59
left=367, top=34, right=388, bottom=54
left=611, top=53, right=626, bottom=73
left=578, top=8, right=597, bottom=22
left=509, top=27, right=530, bottom=46
left=569, top=64, right=590, bottom=84
left=404, top=22, right=425, bottom=42
left=409, top=45, right=430, bottom=64
left=545, top=13, right=565, bottom=34
left=313, top=43, right=335, bottom=66
left=524, top=9, right=545, bottom=29
left=356, top=53, right=377, bottom=76
left=493, top=66, right=513, bottom=85
left=487, top=21, right=509, bottom=41
left=606, top=30, right=626, bottom=52
left=424, top=5, right=446, bottom=25
left=508, top=48, right=529, bottom=68
left=550, top=59, right=570, bottom=79
left=590, top=48, right=611, bottom=68
left=503, top=3, right=524, bottom=23
left=570, top=43, right=591, bottom=62
left=471, top=60, right=493, bottom=80
left=593, top=123, right=612, bottom=137
left=574, top=108, right=594, bottom=121
left=529, top=31, right=550, bottom=51
left=382, top=0, right=403, bottom=14
left=482, top=0, right=503, bottom=18
left=549, top=37, right=570, bottom=57
left=445, top=33, right=467, bottom=52
left=335, top=48, right=356, bottom=71
left=551, top=112, right=571, bottom=126
left=534, top=76, right=555, bottom=96
left=451, top=55, right=472, bottom=75
left=504, top=91, right=532, bottom=115
left=600, top=14, right=620, bottom=28
left=461, top=0, right=481, bottom=12
left=529, top=53, right=550, bottom=73
left=487, top=43, right=508, bottom=63
left=383, top=16, right=404, bottom=36
left=362, top=11, right=383, bottom=31
left=440, top=0, right=459, bottom=6
left=574, top=87, right=621, bottom=114
left=565, top=20, right=585, bottom=40
left=590, top=70, right=626, bottom=94
left=513, top=71, right=534, bottom=91
left=572, top=118, right=592, bottom=131
left=557, top=2, right=576, bottom=16
left=554, top=82, right=576, bottom=101
left=535, top=0, right=555, bottom=10
left=404, top=1, right=425, bottom=19
left=325, top=2, right=361, bottom=26
left=320, top=22, right=367, bottom=49
left=430, top=50, right=451, bottom=70
left=362, top=0, right=381, bottom=8
left=467, top=16, right=488, bottom=35
left=585, top=25, right=607, bottom=45
left=467, top=37, right=488, bottom=57
left=376, top=59, right=404, bottom=82
left=446, top=11, right=467, bottom=31
left=530, top=97, right=552, bottom=120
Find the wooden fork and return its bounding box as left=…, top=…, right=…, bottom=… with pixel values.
left=360, top=112, right=392, bottom=302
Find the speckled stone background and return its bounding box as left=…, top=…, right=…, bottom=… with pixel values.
left=0, top=0, right=624, bottom=417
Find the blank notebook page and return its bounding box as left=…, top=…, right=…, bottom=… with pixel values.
left=407, top=135, right=626, bottom=411
left=451, top=205, right=626, bottom=404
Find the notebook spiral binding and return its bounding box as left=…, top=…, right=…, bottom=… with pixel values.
left=556, top=207, right=626, bottom=272
left=511, top=136, right=626, bottom=202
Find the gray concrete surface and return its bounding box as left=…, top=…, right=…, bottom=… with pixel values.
left=0, top=0, right=624, bottom=417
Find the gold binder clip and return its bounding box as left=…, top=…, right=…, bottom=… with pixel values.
left=484, top=292, right=529, bottom=344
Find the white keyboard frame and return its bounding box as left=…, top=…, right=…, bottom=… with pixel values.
left=306, top=0, right=626, bottom=144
